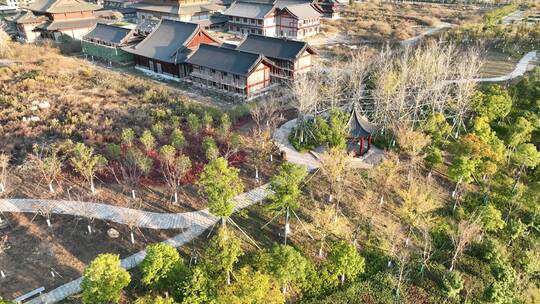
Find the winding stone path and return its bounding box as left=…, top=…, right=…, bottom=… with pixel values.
left=0, top=185, right=269, bottom=304
left=452, top=50, right=538, bottom=83
left=273, top=118, right=384, bottom=170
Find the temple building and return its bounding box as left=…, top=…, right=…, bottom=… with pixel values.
left=131, top=0, right=224, bottom=24
left=82, top=23, right=140, bottom=64
left=223, top=0, right=321, bottom=39
left=8, top=0, right=103, bottom=42
left=122, top=18, right=221, bottom=78
left=235, top=34, right=316, bottom=81
left=186, top=44, right=273, bottom=99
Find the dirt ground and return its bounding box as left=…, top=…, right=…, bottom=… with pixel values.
left=0, top=212, right=183, bottom=300
left=321, top=1, right=485, bottom=42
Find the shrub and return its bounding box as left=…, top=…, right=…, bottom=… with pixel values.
left=140, top=243, right=181, bottom=289
left=202, top=137, right=219, bottom=161
left=81, top=254, right=130, bottom=304
left=440, top=271, right=464, bottom=299
left=140, top=130, right=156, bottom=152
left=170, top=128, right=186, bottom=150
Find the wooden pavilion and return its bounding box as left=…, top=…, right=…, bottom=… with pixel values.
left=347, top=105, right=377, bottom=157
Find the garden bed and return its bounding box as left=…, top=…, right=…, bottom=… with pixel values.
left=0, top=212, right=183, bottom=300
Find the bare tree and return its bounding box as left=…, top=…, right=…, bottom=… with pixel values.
left=160, top=147, right=191, bottom=204
left=28, top=146, right=64, bottom=193
left=318, top=147, right=354, bottom=205
left=289, top=72, right=321, bottom=143
left=450, top=216, right=482, bottom=272
left=308, top=204, right=350, bottom=257
left=0, top=153, right=10, bottom=194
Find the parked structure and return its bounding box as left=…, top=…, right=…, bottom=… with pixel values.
left=236, top=34, right=316, bottom=81
left=122, top=18, right=220, bottom=78
left=8, top=0, right=103, bottom=42
left=223, top=0, right=321, bottom=39
left=186, top=44, right=273, bottom=98
left=82, top=23, right=139, bottom=64
left=131, top=0, right=224, bottom=24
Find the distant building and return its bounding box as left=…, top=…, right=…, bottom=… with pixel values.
left=101, top=0, right=139, bottom=22
left=222, top=0, right=321, bottom=39
left=0, top=0, right=33, bottom=9
left=82, top=23, right=140, bottom=63
left=131, top=0, right=224, bottom=24
left=186, top=43, right=273, bottom=98
left=122, top=19, right=221, bottom=78
left=235, top=34, right=316, bottom=81
left=7, top=0, right=104, bottom=42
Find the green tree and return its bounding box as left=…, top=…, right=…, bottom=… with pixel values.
left=159, top=146, right=191, bottom=204
left=448, top=156, right=476, bottom=184
left=81, top=254, right=130, bottom=304
left=262, top=244, right=309, bottom=293
left=202, top=111, right=213, bottom=132
left=198, top=157, right=244, bottom=224
left=178, top=267, right=214, bottom=304
left=205, top=226, right=243, bottom=285
left=70, top=143, right=106, bottom=194
left=140, top=243, right=181, bottom=289
left=479, top=204, right=505, bottom=232
left=140, top=130, right=156, bottom=152
left=520, top=250, right=540, bottom=275
left=267, top=162, right=308, bottom=244
left=217, top=113, right=232, bottom=141
left=441, top=270, right=464, bottom=299
left=216, top=267, right=285, bottom=304
left=507, top=116, right=534, bottom=149
left=473, top=85, right=512, bottom=121
left=422, top=113, right=451, bottom=146
left=424, top=147, right=443, bottom=170
left=187, top=113, right=201, bottom=134
left=202, top=137, right=219, bottom=161
left=170, top=128, right=186, bottom=151
left=121, top=128, right=135, bottom=147
left=327, top=240, right=365, bottom=285
left=325, top=110, right=349, bottom=149
left=134, top=295, right=175, bottom=304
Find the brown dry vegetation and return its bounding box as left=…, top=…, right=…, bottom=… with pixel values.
left=322, top=1, right=484, bottom=42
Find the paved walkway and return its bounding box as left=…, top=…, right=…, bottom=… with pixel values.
left=273, top=119, right=384, bottom=170
left=450, top=50, right=538, bottom=83
left=401, top=22, right=453, bottom=47
left=0, top=184, right=269, bottom=304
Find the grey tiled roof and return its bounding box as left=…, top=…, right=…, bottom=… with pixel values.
left=236, top=34, right=315, bottom=61
left=223, top=1, right=275, bottom=19
left=83, top=23, right=132, bottom=45
left=186, top=44, right=267, bottom=76
left=123, top=19, right=218, bottom=63
left=283, top=3, right=320, bottom=19
left=26, top=0, right=101, bottom=13
left=36, top=18, right=104, bottom=30
left=131, top=3, right=224, bottom=15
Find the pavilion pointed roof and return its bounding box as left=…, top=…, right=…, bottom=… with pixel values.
left=26, top=0, right=101, bottom=14
left=348, top=105, right=378, bottom=138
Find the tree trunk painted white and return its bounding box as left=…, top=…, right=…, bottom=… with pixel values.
left=174, top=192, right=178, bottom=204
left=90, top=179, right=95, bottom=195
left=87, top=225, right=92, bottom=235
left=0, top=182, right=4, bottom=192
left=48, top=182, right=55, bottom=193
left=46, top=218, right=51, bottom=227
left=328, top=194, right=333, bottom=202
left=255, top=168, right=259, bottom=180
left=131, top=190, right=136, bottom=199
left=270, top=154, right=273, bottom=162
left=227, top=271, right=231, bottom=285
left=0, top=270, right=5, bottom=278
left=284, top=207, right=290, bottom=245
left=341, top=274, right=345, bottom=285
left=130, top=231, right=135, bottom=244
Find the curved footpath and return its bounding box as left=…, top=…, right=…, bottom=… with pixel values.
left=451, top=51, right=538, bottom=83
left=3, top=119, right=379, bottom=303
